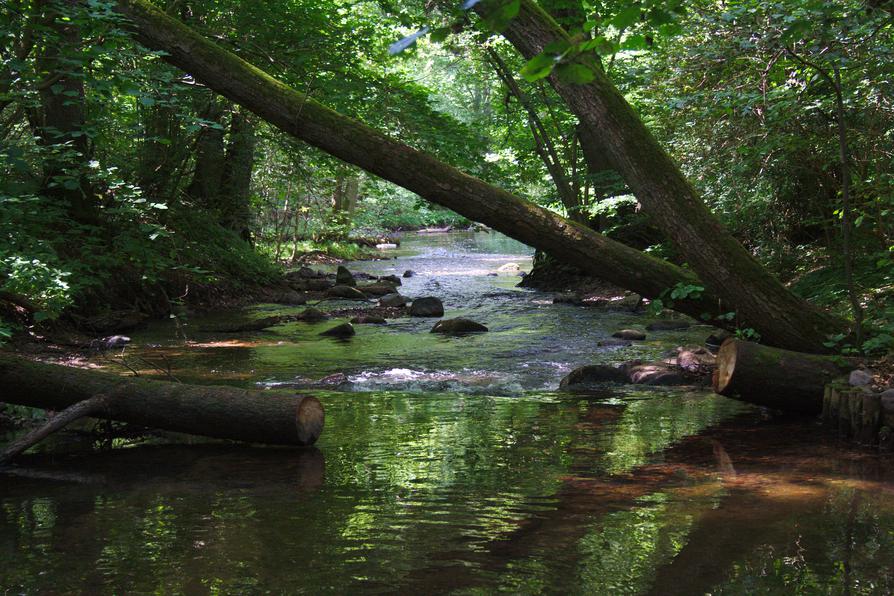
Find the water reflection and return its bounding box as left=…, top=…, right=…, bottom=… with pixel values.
left=3, top=232, right=894, bottom=593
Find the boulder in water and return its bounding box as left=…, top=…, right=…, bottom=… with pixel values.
left=403, top=270, right=416, bottom=278
left=378, top=274, right=402, bottom=286
left=319, top=322, right=355, bottom=338
left=676, top=346, right=716, bottom=375
left=553, top=293, right=583, bottom=305
left=645, top=319, right=691, bottom=331
left=431, top=318, right=488, bottom=335
left=379, top=293, right=408, bottom=308
left=409, top=297, right=444, bottom=317
left=625, top=363, right=687, bottom=385
left=296, top=307, right=328, bottom=322
left=612, top=329, right=646, bottom=340
left=327, top=285, right=368, bottom=300
left=336, top=266, right=356, bottom=287
left=559, top=365, right=629, bottom=389
left=358, top=284, right=396, bottom=296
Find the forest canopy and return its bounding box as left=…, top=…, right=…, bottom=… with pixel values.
left=1, top=0, right=892, bottom=354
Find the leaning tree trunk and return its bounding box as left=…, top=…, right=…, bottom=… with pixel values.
left=488, top=0, right=846, bottom=352
left=0, top=354, right=324, bottom=446
left=714, top=339, right=855, bottom=414
left=109, top=0, right=732, bottom=327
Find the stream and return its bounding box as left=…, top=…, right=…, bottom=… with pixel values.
left=2, top=231, right=894, bottom=594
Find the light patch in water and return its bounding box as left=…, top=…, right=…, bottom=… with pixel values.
left=347, top=367, right=527, bottom=395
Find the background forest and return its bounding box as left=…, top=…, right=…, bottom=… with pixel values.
left=1, top=0, right=892, bottom=353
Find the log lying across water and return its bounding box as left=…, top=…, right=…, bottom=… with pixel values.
left=0, top=354, right=324, bottom=446
left=714, top=340, right=854, bottom=414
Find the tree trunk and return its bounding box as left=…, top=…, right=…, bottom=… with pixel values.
left=221, top=106, right=257, bottom=242
left=0, top=354, right=324, bottom=446
left=35, top=0, right=96, bottom=222
left=111, top=0, right=732, bottom=327
left=491, top=0, right=846, bottom=352
left=714, top=339, right=854, bottom=413
left=186, top=95, right=227, bottom=207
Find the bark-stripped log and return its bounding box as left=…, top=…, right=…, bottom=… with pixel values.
left=714, top=340, right=854, bottom=413
left=108, top=0, right=732, bottom=327
left=0, top=354, right=324, bottom=446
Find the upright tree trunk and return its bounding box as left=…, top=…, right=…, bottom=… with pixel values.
left=221, top=107, right=256, bottom=242
left=110, top=0, right=846, bottom=351
left=488, top=0, right=846, bottom=352
left=186, top=95, right=227, bottom=207
left=138, top=103, right=182, bottom=198
left=35, top=0, right=95, bottom=222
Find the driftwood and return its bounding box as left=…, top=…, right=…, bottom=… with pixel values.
left=0, top=354, right=324, bottom=449
left=714, top=339, right=854, bottom=413
left=0, top=394, right=111, bottom=464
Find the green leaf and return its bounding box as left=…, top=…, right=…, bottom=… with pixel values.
left=621, top=34, right=648, bottom=50
left=430, top=27, right=451, bottom=43
left=612, top=5, right=641, bottom=30
left=555, top=63, right=596, bottom=84
left=519, top=53, right=556, bottom=82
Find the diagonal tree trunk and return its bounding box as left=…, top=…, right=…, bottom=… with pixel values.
left=109, top=0, right=844, bottom=351
left=485, top=0, right=846, bottom=352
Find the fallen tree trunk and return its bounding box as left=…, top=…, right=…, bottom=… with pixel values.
left=714, top=340, right=854, bottom=413
left=109, top=0, right=730, bottom=327
left=491, top=0, right=847, bottom=352
left=0, top=354, right=324, bottom=446
left=0, top=394, right=111, bottom=464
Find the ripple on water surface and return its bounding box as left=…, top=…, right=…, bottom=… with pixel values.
left=4, top=232, right=894, bottom=594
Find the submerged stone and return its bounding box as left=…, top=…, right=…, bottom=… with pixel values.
left=403, top=270, right=416, bottom=278
left=357, top=284, right=395, bottom=296
left=612, top=329, right=646, bottom=340
left=431, top=318, right=488, bottom=335
left=559, top=365, right=629, bottom=389
left=297, top=307, right=328, bottom=322
left=335, top=266, right=356, bottom=287
left=379, top=293, right=408, bottom=308
left=378, top=274, right=402, bottom=286
left=327, top=285, right=367, bottom=300
left=319, top=322, right=355, bottom=338
left=409, top=297, right=444, bottom=317
left=351, top=315, right=387, bottom=324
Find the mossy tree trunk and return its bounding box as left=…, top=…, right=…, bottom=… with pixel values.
left=33, top=0, right=96, bottom=223
left=490, top=0, right=847, bottom=352
left=111, top=0, right=844, bottom=351
left=0, top=354, right=324, bottom=446
left=221, top=107, right=257, bottom=242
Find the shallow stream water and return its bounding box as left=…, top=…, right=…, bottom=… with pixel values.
left=2, top=232, right=894, bottom=594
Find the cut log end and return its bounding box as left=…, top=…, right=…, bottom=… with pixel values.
left=295, top=396, right=325, bottom=446
left=715, top=339, right=737, bottom=394
left=713, top=339, right=855, bottom=414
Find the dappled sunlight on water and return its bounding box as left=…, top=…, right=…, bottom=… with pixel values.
left=3, top=232, right=894, bottom=593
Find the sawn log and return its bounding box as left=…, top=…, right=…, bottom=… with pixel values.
left=0, top=354, right=324, bottom=446
left=714, top=340, right=854, bottom=414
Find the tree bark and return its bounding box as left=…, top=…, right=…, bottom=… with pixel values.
left=34, top=0, right=96, bottom=222
left=714, top=339, right=854, bottom=413
left=221, top=106, right=257, bottom=242
left=0, top=394, right=111, bottom=464
left=0, top=354, right=324, bottom=446
left=491, top=0, right=846, bottom=352
left=186, top=95, right=227, bottom=206
left=110, top=0, right=732, bottom=327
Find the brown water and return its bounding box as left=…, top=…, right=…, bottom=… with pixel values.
left=2, top=232, right=893, bottom=594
